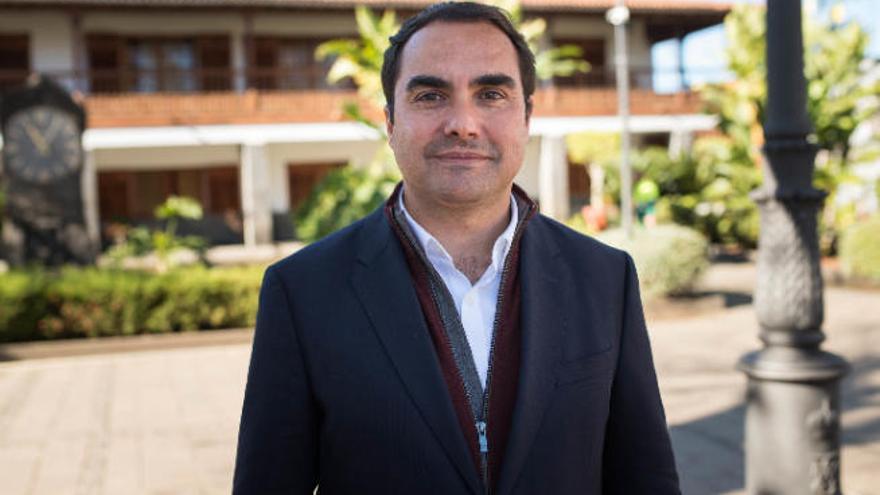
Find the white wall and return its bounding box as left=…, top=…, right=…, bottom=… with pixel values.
left=82, top=12, right=244, bottom=34
left=0, top=11, right=74, bottom=73
left=268, top=140, right=384, bottom=169
left=547, top=15, right=653, bottom=69
left=549, top=16, right=613, bottom=40
left=93, top=145, right=239, bottom=170
left=6, top=8, right=658, bottom=85
left=252, top=12, right=356, bottom=37
left=626, top=18, right=653, bottom=69
left=82, top=11, right=357, bottom=38
left=516, top=136, right=543, bottom=198
left=5, top=9, right=360, bottom=86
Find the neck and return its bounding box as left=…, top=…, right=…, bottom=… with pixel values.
left=403, top=187, right=512, bottom=283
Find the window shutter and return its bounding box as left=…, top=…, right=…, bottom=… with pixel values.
left=250, top=37, right=279, bottom=90
left=86, top=34, right=124, bottom=93
left=197, top=35, right=231, bottom=91
left=0, top=34, right=30, bottom=91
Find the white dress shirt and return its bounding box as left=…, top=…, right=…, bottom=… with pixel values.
left=399, top=192, right=519, bottom=387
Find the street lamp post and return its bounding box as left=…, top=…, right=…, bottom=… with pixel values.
left=738, top=1, right=849, bottom=494
left=606, top=1, right=633, bottom=239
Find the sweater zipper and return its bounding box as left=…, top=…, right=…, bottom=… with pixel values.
left=476, top=204, right=533, bottom=495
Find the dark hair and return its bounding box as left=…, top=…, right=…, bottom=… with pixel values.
left=381, top=1, right=536, bottom=122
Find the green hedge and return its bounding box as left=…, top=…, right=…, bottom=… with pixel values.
left=0, top=265, right=264, bottom=342
left=596, top=225, right=710, bottom=299
left=840, top=214, right=880, bottom=284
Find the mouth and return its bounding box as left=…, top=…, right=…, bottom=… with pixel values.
left=431, top=151, right=494, bottom=161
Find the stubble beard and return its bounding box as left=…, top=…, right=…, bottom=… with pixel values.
left=419, top=136, right=508, bottom=207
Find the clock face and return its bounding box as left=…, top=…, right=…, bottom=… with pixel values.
left=3, top=105, right=83, bottom=184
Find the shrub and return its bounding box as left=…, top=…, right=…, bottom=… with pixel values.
left=596, top=225, right=710, bottom=299
left=839, top=214, right=880, bottom=284
left=0, top=265, right=264, bottom=342
left=40, top=267, right=150, bottom=339
left=295, top=165, right=399, bottom=243
left=141, top=265, right=262, bottom=333
left=0, top=269, right=49, bottom=342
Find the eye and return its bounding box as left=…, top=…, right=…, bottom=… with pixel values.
left=480, top=89, right=506, bottom=100
left=414, top=91, right=445, bottom=102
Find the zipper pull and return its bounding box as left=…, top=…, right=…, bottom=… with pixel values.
left=476, top=421, right=488, bottom=453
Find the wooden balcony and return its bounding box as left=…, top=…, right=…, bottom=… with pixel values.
left=81, top=88, right=701, bottom=128
left=31, top=67, right=705, bottom=128
left=84, top=89, right=364, bottom=127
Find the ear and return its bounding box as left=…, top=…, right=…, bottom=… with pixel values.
left=384, top=105, right=394, bottom=139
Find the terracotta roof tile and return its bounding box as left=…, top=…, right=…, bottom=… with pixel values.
left=0, top=0, right=733, bottom=14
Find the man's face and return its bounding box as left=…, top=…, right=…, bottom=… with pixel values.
left=386, top=21, right=530, bottom=208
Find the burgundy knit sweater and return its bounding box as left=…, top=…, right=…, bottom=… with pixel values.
left=384, top=185, right=536, bottom=493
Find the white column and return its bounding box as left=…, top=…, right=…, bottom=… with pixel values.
left=668, top=128, right=693, bottom=157
left=268, top=155, right=290, bottom=213
left=240, top=143, right=273, bottom=246
left=232, top=30, right=247, bottom=92
left=537, top=134, right=570, bottom=220
left=81, top=150, right=100, bottom=246
left=589, top=162, right=605, bottom=208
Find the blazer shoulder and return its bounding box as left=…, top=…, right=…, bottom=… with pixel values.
left=533, top=214, right=630, bottom=267
left=268, top=208, right=384, bottom=284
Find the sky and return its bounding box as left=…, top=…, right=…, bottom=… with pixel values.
left=650, top=0, right=880, bottom=93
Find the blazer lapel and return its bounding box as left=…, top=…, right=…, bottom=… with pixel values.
left=496, top=217, right=567, bottom=495
left=350, top=210, right=482, bottom=495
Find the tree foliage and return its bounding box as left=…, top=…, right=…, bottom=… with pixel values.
left=697, top=3, right=879, bottom=249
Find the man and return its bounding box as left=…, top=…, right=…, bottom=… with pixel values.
left=233, top=3, right=679, bottom=494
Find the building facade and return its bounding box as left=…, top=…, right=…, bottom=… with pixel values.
left=0, top=0, right=729, bottom=246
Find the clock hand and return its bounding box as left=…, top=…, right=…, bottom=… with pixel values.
left=24, top=123, right=50, bottom=156
left=44, top=118, right=62, bottom=143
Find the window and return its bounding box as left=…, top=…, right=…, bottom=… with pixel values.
left=288, top=162, right=345, bottom=210
left=552, top=38, right=607, bottom=87
left=250, top=37, right=350, bottom=90
left=86, top=34, right=124, bottom=92
left=0, top=34, right=30, bottom=91
left=128, top=39, right=197, bottom=92
left=97, top=166, right=240, bottom=222
left=86, top=34, right=231, bottom=93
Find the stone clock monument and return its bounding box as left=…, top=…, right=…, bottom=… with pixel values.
left=1, top=75, right=96, bottom=266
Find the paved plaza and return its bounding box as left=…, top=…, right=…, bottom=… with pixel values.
left=0, top=262, right=877, bottom=494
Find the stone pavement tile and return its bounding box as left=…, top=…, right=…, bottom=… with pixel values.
left=28, top=437, right=88, bottom=495
left=671, top=426, right=744, bottom=495
left=839, top=445, right=880, bottom=495
left=102, top=435, right=143, bottom=495
left=192, top=441, right=238, bottom=493
left=2, top=369, right=62, bottom=444
left=649, top=283, right=880, bottom=495
left=0, top=444, right=41, bottom=495
left=142, top=431, right=198, bottom=494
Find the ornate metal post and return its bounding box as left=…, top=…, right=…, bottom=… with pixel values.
left=738, top=1, right=849, bottom=494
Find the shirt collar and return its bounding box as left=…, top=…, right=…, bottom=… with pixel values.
left=399, top=188, right=519, bottom=276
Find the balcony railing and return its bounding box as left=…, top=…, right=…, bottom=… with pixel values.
left=0, top=66, right=714, bottom=127
left=4, top=64, right=723, bottom=97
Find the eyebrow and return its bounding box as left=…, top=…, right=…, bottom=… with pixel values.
left=405, top=75, right=450, bottom=92
left=404, top=73, right=517, bottom=92
left=471, top=73, right=516, bottom=89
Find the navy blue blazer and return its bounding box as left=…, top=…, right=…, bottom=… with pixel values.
left=233, top=207, right=680, bottom=494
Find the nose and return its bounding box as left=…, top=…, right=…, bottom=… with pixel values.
left=442, top=98, right=480, bottom=140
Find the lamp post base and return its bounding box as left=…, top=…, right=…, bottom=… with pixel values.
left=738, top=348, right=849, bottom=495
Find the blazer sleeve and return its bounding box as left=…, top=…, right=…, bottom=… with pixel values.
left=233, top=266, right=319, bottom=494
left=602, top=253, right=681, bottom=494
